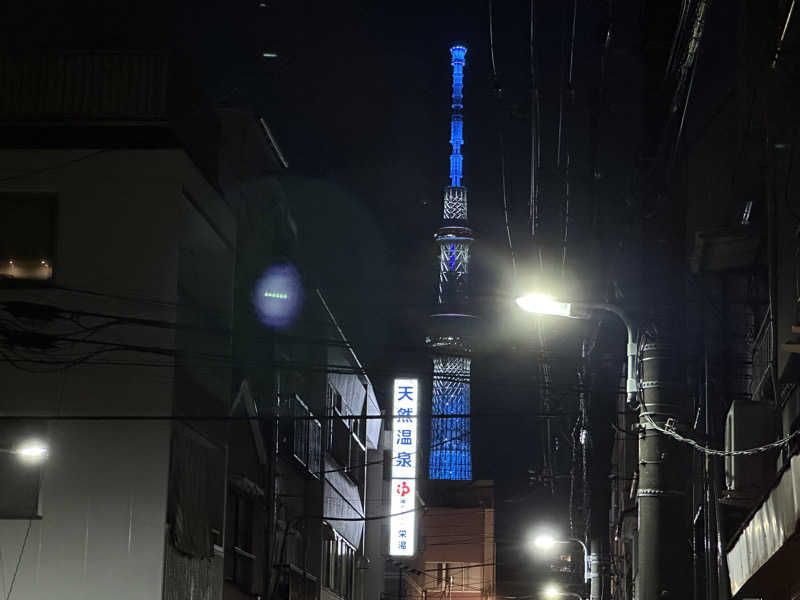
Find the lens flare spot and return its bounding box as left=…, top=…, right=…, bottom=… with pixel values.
left=252, top=262, right=303, bottom=329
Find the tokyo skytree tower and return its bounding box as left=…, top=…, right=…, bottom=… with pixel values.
left=427, top=44, right=473, bottom=480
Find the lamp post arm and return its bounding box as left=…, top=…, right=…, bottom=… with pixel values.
left=568, top=537, right=588, bottom=559
left=572, top=302, right=639, bottom=404
left=566, top=538, right=590, bottom=583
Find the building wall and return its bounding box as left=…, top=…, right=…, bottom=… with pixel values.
left=0, top=148, right=234, bottom=599
left=408, top=505, right=495, bottom=600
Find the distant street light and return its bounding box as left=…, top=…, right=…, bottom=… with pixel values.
left=515, top=294, right=573, bottom=318
left=515, top=292, right=639, bottom=403
left=1, top=440, right=49, bottom=463
left=542, top=583, right=583, bottom=600
left=529, top=531, right=590, bottom=582
left=532, top=533, right=558, bottom=549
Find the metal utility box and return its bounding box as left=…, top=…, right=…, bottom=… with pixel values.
left=724, top=402, right=775, bottom=496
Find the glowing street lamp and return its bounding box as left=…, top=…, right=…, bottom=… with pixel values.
left=515, top=294, right=573, bottom=318
left=515, top=291, right=639, bottom=404
left=532, top=533, right=558, bottom=549
left=16, top=442, right=48, bottom=459
left=542, top=583, right=583, bottom=600
left=1, top=440, right=49, bottom=464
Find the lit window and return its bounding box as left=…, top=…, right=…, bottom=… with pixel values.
left=0, top=192, right=56, bottom=281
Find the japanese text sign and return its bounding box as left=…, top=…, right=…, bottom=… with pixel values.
left=389, top=378, right=418, bottom=556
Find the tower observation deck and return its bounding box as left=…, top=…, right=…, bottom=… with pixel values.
left=427, top=44, right=474, bottom=481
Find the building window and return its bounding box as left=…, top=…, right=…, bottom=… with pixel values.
left=326, top=384, right=350, bottom=465
left=327, top=384, right=344, bottom=416
left=326, top=384, right=343, bottom=452
left=347, top=434, right=366, bottom=490
left=329, top=417, right=350, bottom=470
left=0, top=192, right=56, bottom=281
left=322, top=530, right=357, bottom=600
left=324, top=383, right=368, bottom=490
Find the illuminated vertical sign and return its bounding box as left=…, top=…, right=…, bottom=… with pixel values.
left=389, top=378, right=418, bottom=556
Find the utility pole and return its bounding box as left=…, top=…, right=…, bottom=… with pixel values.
left=636, top=330, right=690, bottom=599
left=635, top=0, right=693, bottom=592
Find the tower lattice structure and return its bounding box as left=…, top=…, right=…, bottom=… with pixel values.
left=427, top=45, right=473, bottom=481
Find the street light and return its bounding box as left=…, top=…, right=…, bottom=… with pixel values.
left=542, top=583, right=583, bottom=600
left=1, top=440, right=49, bottom=464
left=515, top=294, right=573, bottom=318
left=532, top=533, right=559, bottom=549
left=529, top=531, right=590, bottom=582
left=515, top=292, right=639, bottom=403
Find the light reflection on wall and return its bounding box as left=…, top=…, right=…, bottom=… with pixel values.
left=252, top=262, right=303, bottom=329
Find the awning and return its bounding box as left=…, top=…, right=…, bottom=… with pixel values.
left=726, top=452, right=800, bottom=597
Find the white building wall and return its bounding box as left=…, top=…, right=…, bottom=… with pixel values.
left=0, top=148, right=232, bottom=599
left=0, top=420, right=171, bottom=600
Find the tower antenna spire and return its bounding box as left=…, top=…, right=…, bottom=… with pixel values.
left=449, top=44, right=467, bottom=188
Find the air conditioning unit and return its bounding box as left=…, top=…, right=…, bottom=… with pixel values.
left=724, top=402, right=775, bottom=496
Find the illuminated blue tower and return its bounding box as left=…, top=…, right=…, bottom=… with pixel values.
left=427, top=44, right=473, bottom=480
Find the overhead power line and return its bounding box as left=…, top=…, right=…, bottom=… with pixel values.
left=0, top=411, right=573, bottom=423
left=5, top=519, right=32, bottom=600
left=643, top=414, right=800, bottom=457
left=0, top=300, right=606, bottom=362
